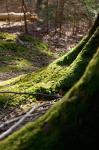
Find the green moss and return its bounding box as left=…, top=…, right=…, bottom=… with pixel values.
left=19, top=34, right=52, bottom=55
left=0, top=32, right=54, bottom=79
left=19, top=35, right=35, bottom=42
left=0, top=32, right=55, bottom=105
left=55, top=27, right=99, bottom=91
left=0, top=41, right=26, bottom=52
left=0, top=32, right=16, bottom=41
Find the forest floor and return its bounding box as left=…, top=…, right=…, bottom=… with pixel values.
left=0, top=20, right=86, bottom=81
left=0, top=26, right=56, bottom=82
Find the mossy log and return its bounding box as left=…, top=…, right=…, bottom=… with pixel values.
left=0, top=40, right=99, bottom=149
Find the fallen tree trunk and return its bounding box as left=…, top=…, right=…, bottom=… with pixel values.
left=0, top=12, right=38, bottom=21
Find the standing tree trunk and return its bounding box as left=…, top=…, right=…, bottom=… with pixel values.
left=46, top=0, right=49, bottom=33
left=5, top=0, right=10, bottom=25
left=36, top=0, right=43, bottom=13
left=59, top=0, right=65, bottom=37
left=54, top=0, right=59, bottom=33
left=22, top=0, right=28, bottom=33
left=0, top=15, right=99, bottom=149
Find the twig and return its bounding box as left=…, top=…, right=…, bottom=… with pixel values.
left=0, top=102, right=51, bottom=140
left=0, top=103, right=52, bottom=129
left=0, top=91, right=62, bottom=99
left=0, top=112, right=45, bottom=130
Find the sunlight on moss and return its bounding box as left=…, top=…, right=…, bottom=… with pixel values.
left=15, top=58, right=33, bottom=69
left=0, top=57, right=33, bottom=72
left=19, top=34, right=53, bottom=56
left=0, top=74, right=25, bottom=87
left=0, top=32, right=16, bottom=41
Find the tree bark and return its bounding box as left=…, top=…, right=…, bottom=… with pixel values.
left=56, top=26, right=99, bottom=92
left=57, top=14, right=99, bottom=66
left=59, top=0, right=65, bottom=37
left=36, top=0, right=43, bottom=13
left=5, top=0, right=10, bottom=25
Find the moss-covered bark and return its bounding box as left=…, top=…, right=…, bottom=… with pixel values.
left=89, top=14, right=99, bottom=35
left=57, top=13, right=99, bottom=66
left=56, top=27, right=99, bottom=92
left=0, top=45, right=99, bottom=149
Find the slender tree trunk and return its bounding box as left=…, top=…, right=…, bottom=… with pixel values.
left=46, top=0, right=49, bottom=33
left=54, top=0, right=59, bottom=33
left=5, top=0, right=10, bottom=25
left=36, top=0, right=43, bottom=13
left=59, top=0, right=65, bottom=37
left=22, top=0, right=28, bottom=33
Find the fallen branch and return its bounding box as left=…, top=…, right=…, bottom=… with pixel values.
left=0, top=102, right=51, bottom=140
left=0, top=112, right=45, bottom=131
left=0, top=103, right=52, bottom=130
left=0, top=91, right=62, bottom=99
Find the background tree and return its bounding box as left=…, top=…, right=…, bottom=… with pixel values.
left=5, top=0, right=10, bottom=24
left=36, top=0, right=43, bottom=13
left=22, top=0, right=28, bottom=33
left=58, top=0, right=65, bottom=36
